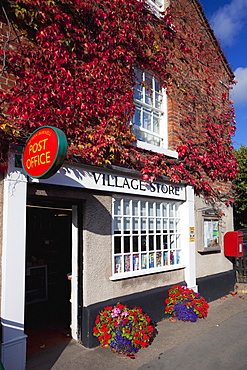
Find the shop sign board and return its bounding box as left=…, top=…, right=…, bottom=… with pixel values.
left=22, top=126, right=67, bottom=179
left=29, top=163, right=186, bottom=200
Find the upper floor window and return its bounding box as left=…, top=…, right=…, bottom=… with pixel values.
left=132, top=70, right=166, bottom=148
left=146, top=0, right=164, bottom=12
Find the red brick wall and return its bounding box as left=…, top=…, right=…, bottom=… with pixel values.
left=0, top=2, right=234, bottom=196
left=0, top=15, right=18, bottom=92
left=167, top=0, right=234, bottom=195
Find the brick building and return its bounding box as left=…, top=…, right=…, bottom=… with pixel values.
left=0, top=1, right=237, bottom=369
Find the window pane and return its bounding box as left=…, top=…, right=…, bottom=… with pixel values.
left=114, top=256, right=122, bottom=273
left=133, top=236, right=139, bottom=252
left=163, top=219, right=168, bottom=232
left=156, top=203, right=161, bottom=217
left=133, top=254, right=139, bottom=270
left=141, top=201, right=146, bottom=216
left=170, top=251, right=174, bottom=265
left=114, top=236, right=121, bottom=254
left=145, top=74, right=153, bottom=106
left=132, top=200, right=139, bottom=215
left=156, top=218, right=161, bottom=230
left=149, top=252, right=154, bottom=268
left=162, top=203, right=168, bottom=217
left=148, top=202, right=154, bottom=216
left=154, top=78, right=160, bottom=92
left=170, top=203, right=175, bottom=217
left=124, top=236, right=130, bottom=253
left=133, top=106, right=141, bottom=127
left=169, top=219, right=174, bottom=233
left=141, top=254, right=147, bottom=269
left=164, top=251, right=169, bottom=265
left=123, top=200, right=130, bottom=215
left=124, top=255, right=130, bottom=272
left=124, top=217, right=130, bottom=231
left=149, top=218, right=154, bottom=230
left=143, top=108, right=152, bottom=130
left=156, top=252, right=162, bottom=267
left=163, top=235, right=168, bottom=249
left=156, top=235, right=161, bottom=250
left=153, top=112, right=160, bottom=134
left=134, top=70, right=143, bottom=101
left=114, top=217, right=121, bottom=231
left=170, top=235, right=175, bottom=249
left=155, top=91, right=162, bottom=109
left=141, top=236, right=146, bottom=251
left=141, top=218, right=147, bottom=230
left=133, top=217, right=139, bottom=231
left=114, top=199, right=121, bottom=215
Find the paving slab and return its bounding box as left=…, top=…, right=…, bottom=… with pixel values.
left=26, top=293, right=247, bottom=370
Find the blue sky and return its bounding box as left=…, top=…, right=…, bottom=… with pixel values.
left=200, top=0, right=247, bottom=149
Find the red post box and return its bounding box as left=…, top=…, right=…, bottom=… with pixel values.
left=224, top=231, right=244, bottom=257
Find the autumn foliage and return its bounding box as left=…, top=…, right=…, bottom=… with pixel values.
left=0, top=0, right=238, bottom=202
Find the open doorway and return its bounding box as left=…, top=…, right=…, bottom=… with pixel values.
left=25, top=203, right=73, bottom=355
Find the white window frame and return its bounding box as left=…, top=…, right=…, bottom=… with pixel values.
left=132, top=69, right=172, bottom=154
left=111, top=196, right=183, bottom=280
left=146, top=0, right=164, bottom=13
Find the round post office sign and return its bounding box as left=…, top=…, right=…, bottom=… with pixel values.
left=22, top=126, right=68, bottom=179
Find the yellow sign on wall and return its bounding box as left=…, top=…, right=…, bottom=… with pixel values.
left=189, top=227, right=195, bottom=242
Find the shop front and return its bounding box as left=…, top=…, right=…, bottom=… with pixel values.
left=1, top=150, right=196, bottom=369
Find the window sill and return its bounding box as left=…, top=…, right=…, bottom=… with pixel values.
left=110, top=264, right=185, bottom=280
left=198, top=247, right=221, bottom=254
left=135, top=140, right=178, bottom=158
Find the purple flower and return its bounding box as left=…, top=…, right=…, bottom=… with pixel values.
left=174, top=301, right=198, bottom=322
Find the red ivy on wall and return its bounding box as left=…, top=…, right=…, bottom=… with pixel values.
left=0, top=0, right=238, bottom=202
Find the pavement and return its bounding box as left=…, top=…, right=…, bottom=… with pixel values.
left=26, top=288, right=247, bottom=370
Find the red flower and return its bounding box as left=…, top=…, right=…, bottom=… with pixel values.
left=116, top=303, right=126, bottom=309
left=104, top=306, right=113, bottom=311
left=103, top=333, right=112, bottom=341
left=93, top=327, right=98, bottom=335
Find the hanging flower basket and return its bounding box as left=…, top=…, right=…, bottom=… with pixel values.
left=93, top=302, right=155, bottom=356
left=165, top=285, right=209, bottom=322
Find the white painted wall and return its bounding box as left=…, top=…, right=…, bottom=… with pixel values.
left=1, top=152, right=27, bottom=370
left=180, top=185, right=197, bottom=292
left=195, top=196, right=233, bottom=278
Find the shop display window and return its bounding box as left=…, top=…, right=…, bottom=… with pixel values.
left=112, top=197, right=181, bottom=277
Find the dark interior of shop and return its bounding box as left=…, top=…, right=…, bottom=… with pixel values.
left=25, top=204, right=72, bottom=355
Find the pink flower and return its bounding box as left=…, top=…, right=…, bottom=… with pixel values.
left=111, top=307, right=121, bottom=318
left=121, top=310, right=129, bottom=317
